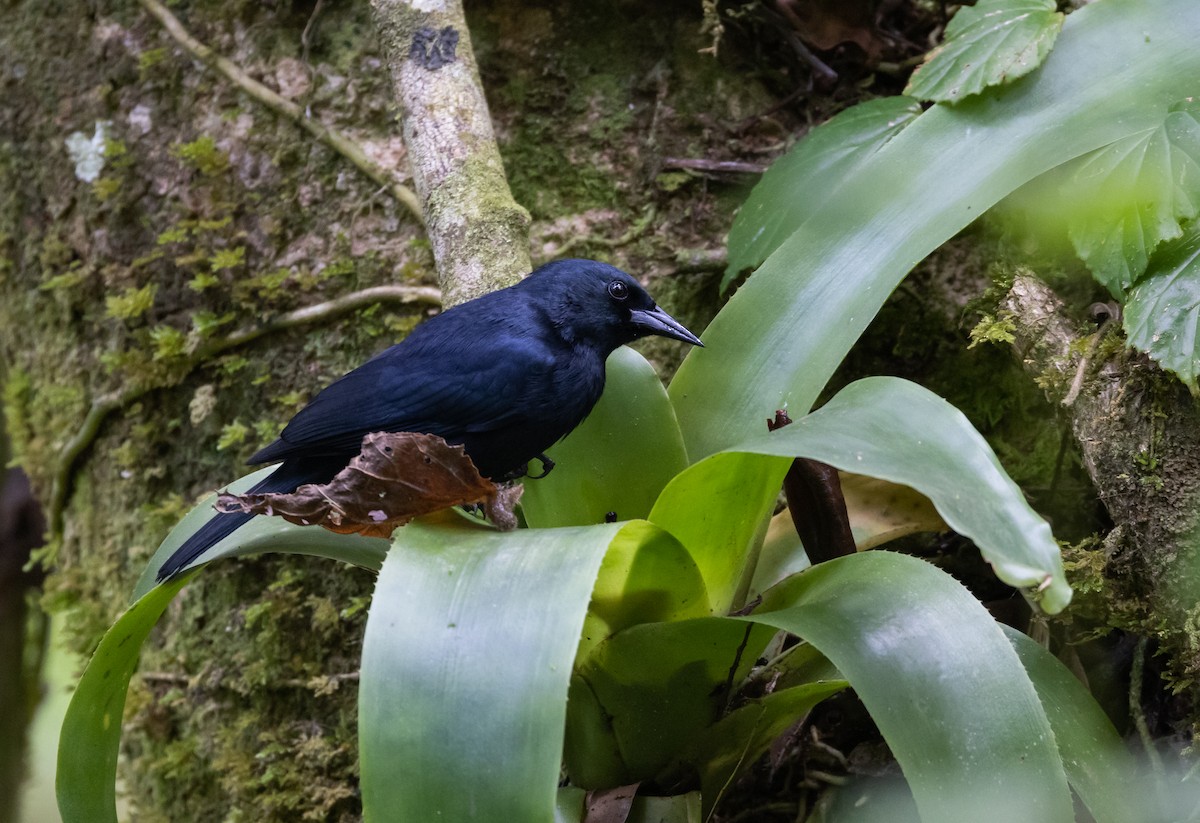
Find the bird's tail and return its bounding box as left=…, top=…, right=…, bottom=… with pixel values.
left=154, top=457, right=341, bottom=582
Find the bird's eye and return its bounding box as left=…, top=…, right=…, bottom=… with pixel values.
left=608, top=280, right=629, bottom=300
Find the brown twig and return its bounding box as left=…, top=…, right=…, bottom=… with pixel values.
left=138, top=0, right=422, bottom=221
left=300, top=0, right=326, bottom=64
left=662, top=157, right=768, bottom=175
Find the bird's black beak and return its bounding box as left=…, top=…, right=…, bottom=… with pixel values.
left=629, top=306, right=704, bottom=347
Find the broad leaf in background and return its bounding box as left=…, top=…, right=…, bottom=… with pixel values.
left=732, top=377, right=1070, bottom=612
left=57, top=577, right=189, bottom=823
left=905, top=0, right=1063, bottom=104
left=670, top=0, right=1200, bottom=462
left=1125, top=225, right=1200, bottom=392
left=359, top=517, right=625, bottom=823
left=723, top=97, right=920, bottom=290
left=135, top=466, right=388, bottom=598
left=1002, top=628, right=1142, bottom=823
left=522, top=347, right=688, bottom=528
left=1066, top=101, right=1200, bottom=297
left=753, top=552, right=1074, bottom=823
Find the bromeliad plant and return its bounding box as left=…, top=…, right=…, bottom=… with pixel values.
left=58, top=1, right=1200, bottom=821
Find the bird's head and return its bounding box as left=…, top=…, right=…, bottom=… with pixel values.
left=525, top=259, right=704, bottom=350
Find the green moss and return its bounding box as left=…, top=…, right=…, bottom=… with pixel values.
left=210, top=246, right=246, bottom=272
left=138, top=47, right=169, bottom=78
left=106, top=283, right=158, bottom=321
left=92, top=176, right=122, bottom=202
left=2, top=368, right=32, bottom=466
left=191, top=310, right=235, bottom=337
left=172, top=136, right=231, bottom=177
left=188, top=271, right=221, bottom=292
left=150, top=325, right=188, bottom=361
left=156, top=225, right=189, bottom=246
left=217, top=419, right=251, bottom=451
left=968, top=312, right=1017, bottom=348
left=236, top=268, right=292, bottom=302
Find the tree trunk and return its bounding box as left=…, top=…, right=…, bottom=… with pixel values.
left=0, top=1, right=748, bottom=817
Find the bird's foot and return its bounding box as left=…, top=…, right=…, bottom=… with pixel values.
left=525, top=453, right=555, bottom=480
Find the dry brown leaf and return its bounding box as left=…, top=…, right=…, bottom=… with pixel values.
left=216, top=432, right=522, bottom=537
left=776, top=0, right=885, bottom=60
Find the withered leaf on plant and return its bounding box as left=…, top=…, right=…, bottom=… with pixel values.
left=215, top=431, right=522, bottom=536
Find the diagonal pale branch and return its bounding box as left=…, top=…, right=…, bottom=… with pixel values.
left=137, top=0, right=422, bottom=221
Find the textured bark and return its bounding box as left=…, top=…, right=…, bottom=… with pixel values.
left=370, top=0, right=532, bottom=306
left=1003, top=274, right=1200, bottom=674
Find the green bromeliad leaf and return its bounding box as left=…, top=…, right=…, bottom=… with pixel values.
left=723, top=97, right=920, bottom=290
left=752, top=552, right=1074, bottom=823
left=360, top=517, right=628, bottom=823
left=905, top=0, right=1063, bottom=104
left=565, top=617, right=775, bottom=788
left=1002, top=627, right=1141, bottom=823
left=729, top=377, right=1071, bottom=613
left=671, top=0, right=1200, bottom=464
left=57, top=578, right=189, bottom=823
left=1124, top=224, right=1200, bottom=392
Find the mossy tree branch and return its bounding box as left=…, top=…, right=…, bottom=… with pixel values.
left=369, top=0, right=532, bottom=307
left=1002, top=273, right=1200, bottom=643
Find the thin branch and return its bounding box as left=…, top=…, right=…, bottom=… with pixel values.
left=193, top=284, right=441, bottom=356
left=552, top=206, right=657, bottom=259
left=662, top=157, right=767, bottom=175
left=47, top=285, right=442, bottom=540
left=300, top=0, right=326, bottom=64
left=137, top=0, right=422, bottom=221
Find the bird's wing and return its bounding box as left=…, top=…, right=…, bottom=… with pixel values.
left=250, top=331, right=557, bottom=464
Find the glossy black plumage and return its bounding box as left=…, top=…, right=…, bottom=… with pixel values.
left=155, top=259, right=702, bottom=580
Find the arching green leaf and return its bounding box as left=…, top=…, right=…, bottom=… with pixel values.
left=729, top=377, right=1070, bottom=613
left=1002, top=628, right=1141, bottom=823
left=752, top=552, right=1073, bottom=823
left=649, top=452, right=790, bottom=614
left=57, top=577, right=188, bottom=823
left=724, top=97, right=920, bottom=288
left=670, top=0, right=1200, bottom=463
left=359, top=517, right=626, bottom=823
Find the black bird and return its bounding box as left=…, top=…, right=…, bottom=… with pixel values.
left=155, top=259, right=703, bottom=581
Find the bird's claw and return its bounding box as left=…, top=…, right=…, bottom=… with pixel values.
left=525, top=453, right=555, bottom=480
